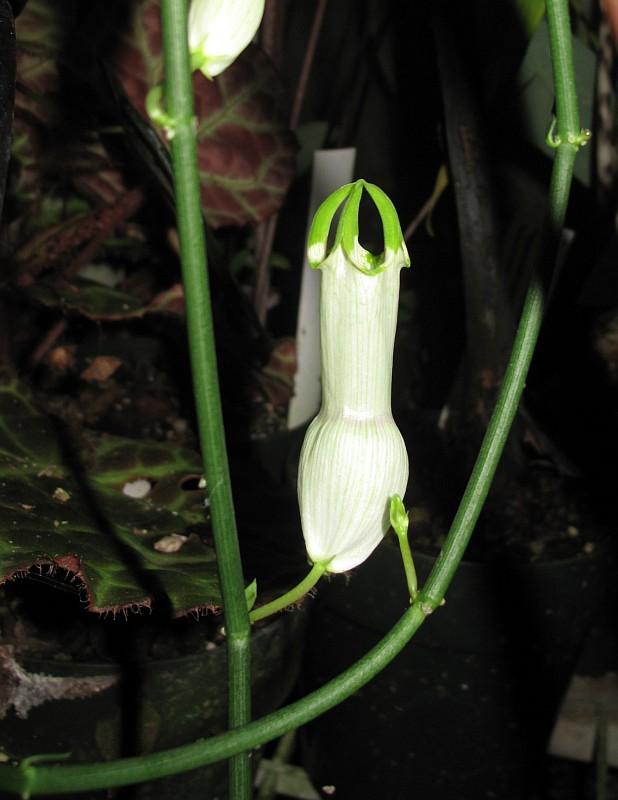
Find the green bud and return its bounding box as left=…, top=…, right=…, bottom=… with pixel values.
left=389, top=495, right=409, bottom=540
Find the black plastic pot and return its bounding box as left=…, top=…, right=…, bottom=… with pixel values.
left=302, top=537, right=613, bottom=800
left=0, top=610, right=306, bottom=800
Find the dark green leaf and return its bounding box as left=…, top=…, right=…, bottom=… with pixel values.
left=0, top=379, right=221, bottom=615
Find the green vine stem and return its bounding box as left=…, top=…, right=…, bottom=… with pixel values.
left=0, top=0, right=585, bottom=795
left=546, top=0, right=581, bottom=144
left=159, top=1, right=252, bottom=797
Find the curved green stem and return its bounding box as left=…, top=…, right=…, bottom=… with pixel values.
left=159, top=1, right=252, bottom=797
left=144, top=85, right=176, bottom=136
left=0, top=0, right=584, bottom=795
left=249, top=563, right=326, bottom=624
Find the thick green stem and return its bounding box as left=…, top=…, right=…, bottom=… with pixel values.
left=0, top=0, right=585, bottom=795
left=249, top=563, right=326, bottom=624
left=159, top=1, right=251, bottom=797
left=546, top=0, right=580, bottom=141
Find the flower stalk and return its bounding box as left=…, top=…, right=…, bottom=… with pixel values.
left=390, top=495, right=417, bottom=601
left=249, top=563, right=326, bottom=624
left=158, top=1, right=252, bottom=797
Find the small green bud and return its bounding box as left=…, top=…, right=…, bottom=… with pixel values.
left=245, top=579, right=257, bottom=612
left=389, top=495, right=409, bottom=540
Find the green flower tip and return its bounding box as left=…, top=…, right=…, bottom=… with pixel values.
left=245, top=578, right=257, bottom=612
left=389, top=494, right=409, bottom=539
left=307, top=179, right=410, bottom=272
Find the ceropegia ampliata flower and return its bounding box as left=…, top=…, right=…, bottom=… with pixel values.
left=188, top=0, right=265, bottom=79
left=298, top=180, right=410, bottom=573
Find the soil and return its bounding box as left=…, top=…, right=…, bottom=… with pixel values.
left=397, top=410, right=613, bottom=565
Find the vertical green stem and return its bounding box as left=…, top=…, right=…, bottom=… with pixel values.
left=422, top=0, right=584, bottom=606
left=159, top=2, right=252, bottom=798
left=546, top=0, right=580, bottom=141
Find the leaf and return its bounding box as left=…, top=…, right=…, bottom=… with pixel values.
left=514, top=0, right=546, bottom=38
left=28, top=277, right=145, bottom=319
left=13, top=0, right=62, bottom=128
left=295, top=120, right=328, bottom=176
left=27, top=276, right=186, bottom=321
left=0, top=378, right=221, bottom=615
left=245, top=579, right=257, bottom=612
left=470, top=0, right=548, bottom=97
left=111, top=0, right=296, bottom=227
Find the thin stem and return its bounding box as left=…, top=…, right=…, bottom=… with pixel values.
left=260, top=0, right=284, bottom=67
left=390, top=495, right=417, bottom=600
left=2, top=603, right=429, bottom=796
left=0, top=0, right=585, bottom=795
left=396, top=530, right=418, bottom=601
left=290, top=0, right=329, bottom=129
left=253, top=0, right=328, bottom=323
left=403, top=164, right=448, bottom=243
left=252, top=213, right=277, bottom=325
left=159, top=2, right=252, bottom=798
left=249, top=563, right=326, bottom=624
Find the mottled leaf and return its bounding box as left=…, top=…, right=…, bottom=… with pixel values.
left=0, top=379, right=221, bottom=615
left=11, top=2, right=132, bottom=243
left=9, top=0, right=62, bottom=211
left=28, top=276, right=185, bottom=321
left=13, top=0, right=62, bottom=127
left=112, top=0, right=296, bottom=227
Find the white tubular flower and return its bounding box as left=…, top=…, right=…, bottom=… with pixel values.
left=188, top=0, right=265, bottom=79
left=298, top=180, right=411, bottom=573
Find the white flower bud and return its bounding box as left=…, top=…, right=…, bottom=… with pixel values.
left=298, top=180, right=410, bottom=573
left=188, top=0, right=265, bottom=79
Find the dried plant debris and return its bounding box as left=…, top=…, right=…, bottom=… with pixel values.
left=0, top=646, right=117, bottom=720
